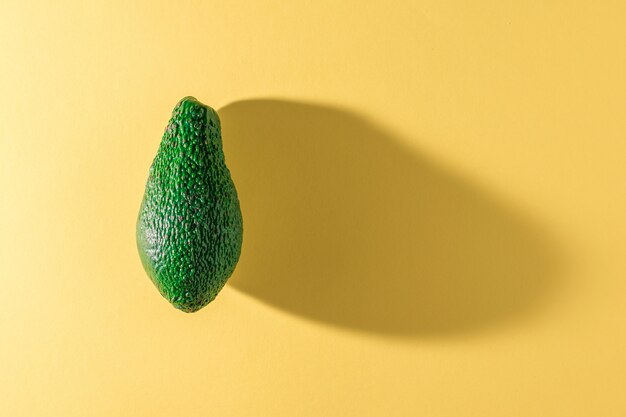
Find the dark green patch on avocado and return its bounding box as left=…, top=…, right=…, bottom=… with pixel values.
left=137, top=97, right=243, bottom=312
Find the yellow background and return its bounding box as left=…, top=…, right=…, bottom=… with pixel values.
left=1, top=1, right=625, bottom=416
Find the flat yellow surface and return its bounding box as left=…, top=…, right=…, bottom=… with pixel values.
left=1, top=1, right=625, bottom=416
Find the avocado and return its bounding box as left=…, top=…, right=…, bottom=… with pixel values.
left=136, top=97, right=243, bottom=312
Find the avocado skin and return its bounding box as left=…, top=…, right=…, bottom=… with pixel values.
left=136, top=97, right=243, bottom=312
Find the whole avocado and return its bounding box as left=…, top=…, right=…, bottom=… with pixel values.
left=136, top=96, right=243, bottom=312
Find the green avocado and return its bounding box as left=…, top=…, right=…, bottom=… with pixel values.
left=136, top=96, right=243, bottom=312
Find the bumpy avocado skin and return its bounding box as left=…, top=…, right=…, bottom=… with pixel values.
left=136, top=97, right=243, bottom=312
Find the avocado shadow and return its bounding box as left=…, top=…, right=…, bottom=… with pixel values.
left=219, top=99, right=560, bottom=337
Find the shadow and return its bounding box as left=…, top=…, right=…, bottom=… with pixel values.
left=219, top=99, right=560, bottom=336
